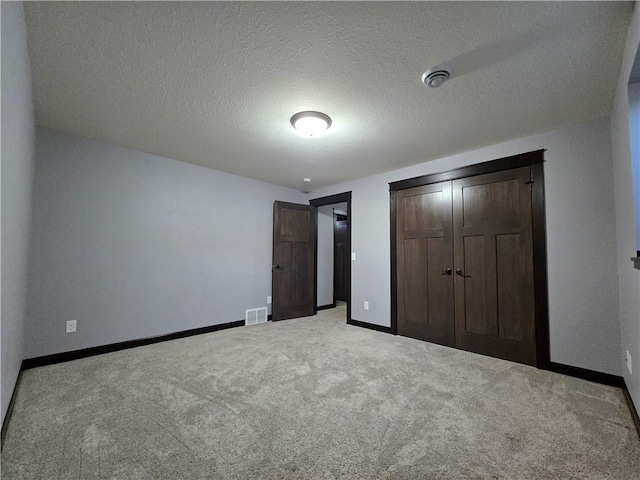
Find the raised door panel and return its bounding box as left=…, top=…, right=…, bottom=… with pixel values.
left=462, top=235, right=493, bottom=336
left=496, top=233, right=534, bottom=341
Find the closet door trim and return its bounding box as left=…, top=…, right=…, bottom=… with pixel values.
left=389, top=149, right=550, bottom=368
left=390, top=150, right=545, bottom=192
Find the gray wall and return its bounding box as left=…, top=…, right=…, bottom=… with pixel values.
left=611, top=3, right=640, bottom=410
left=26, top=128, right=306, bottom=358
left=309, top=117, right=622, bottom=376
left=1, top=1, right=36, bottom=423
left=317, top=206, right=334, bottom=307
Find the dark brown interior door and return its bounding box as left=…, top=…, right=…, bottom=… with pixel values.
left=334, top=215, right=348, bottom=302
left=453, top=166, right=536, bottom=365
left=272, top=201, right=315, bottom=321
left=396, top=182, right=455, bottom=346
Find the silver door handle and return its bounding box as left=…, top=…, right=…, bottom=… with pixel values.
left=456, top=268, right=471, bottom=277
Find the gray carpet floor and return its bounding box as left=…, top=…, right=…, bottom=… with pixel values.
left=2, top=304, right=640, bottom=479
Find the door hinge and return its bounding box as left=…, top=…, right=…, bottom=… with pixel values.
left=525, top=180, right=534, bottom=185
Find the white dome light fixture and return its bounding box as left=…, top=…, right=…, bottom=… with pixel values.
left=290, top=111, right=332, bottom=137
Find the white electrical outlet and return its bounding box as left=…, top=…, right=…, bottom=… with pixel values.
left=351, top=252, right=356, bottom=261
left=66, top=320, right=77, bottom=333
left=626, top=350, right=632, bottom=374
left=364, top=301, right=369, bottom=310
left=267, top=296, right=272, bottom=305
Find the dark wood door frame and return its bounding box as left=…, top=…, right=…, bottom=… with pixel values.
left=309, top=192, right=352, bottom=322
left=389, top=150, right=550, bottom=368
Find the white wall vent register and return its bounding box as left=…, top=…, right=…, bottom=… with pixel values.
left=245, top=307, right=268, bottom=326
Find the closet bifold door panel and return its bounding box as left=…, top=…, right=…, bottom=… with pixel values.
left=396, top=182, right=454, bottom=346
left=391, top=150, right=547, bottom=367
left=452, top=166, right=536, bottom=365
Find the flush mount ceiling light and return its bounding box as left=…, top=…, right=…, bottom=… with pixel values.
left=421, top=65, right=451, bottom=88
left=290, top=111, right=332, bottom=137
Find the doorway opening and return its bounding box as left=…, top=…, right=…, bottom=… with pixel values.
left=310, top=192, right=352, bottom=322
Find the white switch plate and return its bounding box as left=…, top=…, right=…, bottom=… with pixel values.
left=267, top=296, right=272, bottom=304
left=364, top=301, right=369, bottom=310
left=626, top=350, right=632, bottom=374
left=351, top=252, right=356, bottom=261
left=66, top=320, right=77, bottom=333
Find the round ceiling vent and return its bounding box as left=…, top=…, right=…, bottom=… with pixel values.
left=421, top=66, right=451, bottom=88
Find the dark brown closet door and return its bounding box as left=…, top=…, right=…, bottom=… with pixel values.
left=452, top=166, right=536, bottom=365
left=397, top=182, right=454, bottom=346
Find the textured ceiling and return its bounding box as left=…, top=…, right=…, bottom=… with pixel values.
left=24, top=1, right=632, bottom=191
